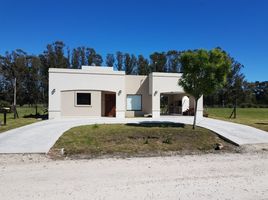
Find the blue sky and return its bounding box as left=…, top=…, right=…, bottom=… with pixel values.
left=0, top=0, right=267, bottom=81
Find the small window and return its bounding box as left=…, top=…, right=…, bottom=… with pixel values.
left=127, top=95, right=142, bottom=111
left=76, top=93, right=91, bottom=105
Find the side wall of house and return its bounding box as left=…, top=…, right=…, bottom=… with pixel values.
left=125, top=75, right=152, bottom=117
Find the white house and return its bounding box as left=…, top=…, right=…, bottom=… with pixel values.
left=48, top=66, right=203, bottom=119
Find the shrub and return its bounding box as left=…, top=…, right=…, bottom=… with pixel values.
left=0, top=100, right=10, bottom=108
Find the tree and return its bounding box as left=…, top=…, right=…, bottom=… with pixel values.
left=225, top=58, right=245, bottom=118
left=86, top=48, right=103, bottom=66
left=39, top=41, right=70, bottom=103
left=150, top=52, right=167, bottom=72
left=86, top=48, right=96, bottom=65
left=106, top=53, right=115, bottom=67
left=25, top=56, right=42, bottom=116
left=166, top=50, right=181, bottom=72
left=116, top=51, right=123, bottom=71
left=137, top=55, right=150, bottom=75
left=179, top=48, right=231, bottom=129
left=71, top=48, right=80, bottom=69
left=94, top=54, right=103, bottom=66
left=124, top=53, right=137, bottom=75
left=0, top=49, right=29, bottom=118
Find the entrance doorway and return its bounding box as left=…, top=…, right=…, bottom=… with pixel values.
left=104, top=93, right=116, bottom=117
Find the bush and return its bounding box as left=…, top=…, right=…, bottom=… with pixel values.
left=0, top=100, right=10, bottom=108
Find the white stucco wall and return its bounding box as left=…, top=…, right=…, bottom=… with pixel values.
left=49, top=68, right=203, bottom=119
left=149, top=72, right=203, bottom=118
left=49, top=67, right=125, bottom=119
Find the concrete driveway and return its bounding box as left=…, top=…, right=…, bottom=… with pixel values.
left=0, top=116, right=268, bottom=153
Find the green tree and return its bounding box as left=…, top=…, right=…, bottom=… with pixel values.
left=86, top=48, right=103, bottom=66
left=71, top=48, right=80, bottom=69
left=25, top=56, right=42, bottom=116
left=116, top=51, right=123, bottom=71
left=106, top=53, right=115, bottom=67
left=124, top=53, right=137, bottom=74
left=137, top=55, right=150, bottom=75
left=179, top=48, right=231, bottom=129
left=150, top=52, right=167, bottom=72
left=166, top=50, right=181, bottom=72
left=225, top=58, right=245, bottom=118
left=39, top=41, right=70, bottom=103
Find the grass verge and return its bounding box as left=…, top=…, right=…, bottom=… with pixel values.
left=51, top=123, right=237, bottom=158
left=207, top=108, right=268, bottom=132
left=0, top=105, right=47, bottom=133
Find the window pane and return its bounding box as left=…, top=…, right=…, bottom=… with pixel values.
left=127, top=95, right=141, bottom=111
left=77, top=93, right=91, bottom=105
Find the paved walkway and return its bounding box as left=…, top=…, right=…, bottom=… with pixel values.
left=0, top=116, right=268, bottom=153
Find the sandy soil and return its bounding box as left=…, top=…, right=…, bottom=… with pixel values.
left=0, top=152, right=268, bottom=200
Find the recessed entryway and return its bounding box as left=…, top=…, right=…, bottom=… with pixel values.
left=104, top=93, right=116, bottom=117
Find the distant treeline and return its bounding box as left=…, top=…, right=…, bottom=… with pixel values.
left=0, top=41, right=267, bottom=107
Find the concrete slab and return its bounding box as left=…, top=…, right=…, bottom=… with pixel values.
left=0, top=116, right=267, bottom=153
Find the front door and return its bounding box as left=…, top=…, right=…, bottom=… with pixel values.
left=105, top=94, right=116, bottom=117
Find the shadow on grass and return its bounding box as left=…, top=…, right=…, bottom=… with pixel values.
left=255, top=122, right=268, bottom=125
left=23, top=113, right=48, bottom=120
left=126, top=121, right=185, bottom=128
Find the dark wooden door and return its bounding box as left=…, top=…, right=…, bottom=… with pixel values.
left=105, top=94, right=116, bottom=117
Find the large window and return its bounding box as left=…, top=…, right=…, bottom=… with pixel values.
left=127, top=95, right=142, bottom=111
left=76, top=93, right=91, bottom=106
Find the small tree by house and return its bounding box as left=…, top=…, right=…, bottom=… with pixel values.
left=179, top=48, right=231, bottom=129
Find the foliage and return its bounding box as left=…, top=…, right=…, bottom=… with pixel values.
left=0, top=41, right=266, bottom=109
left=179, top=48, right=231, bottom=128
left=150, top=52, right=167, bottom=72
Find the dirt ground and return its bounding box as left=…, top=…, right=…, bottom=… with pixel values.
left=0, top=150, right=268, bottom=200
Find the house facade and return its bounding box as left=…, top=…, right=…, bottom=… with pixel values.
left=48, top=66, right=203, bottom=119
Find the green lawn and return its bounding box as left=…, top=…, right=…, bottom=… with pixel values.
left=51, top=123, right=236, bottom=158
left=0, top=105, right=47, bottom=133
left=206, top=108, right=268, bottom=132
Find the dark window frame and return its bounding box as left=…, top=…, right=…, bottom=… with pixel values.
left=76, top=92, right=91, bottom=106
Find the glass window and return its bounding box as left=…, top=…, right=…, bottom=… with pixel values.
left=76, top=93, right=91, bottom=105
left=127, top=95, right=141, bottom=111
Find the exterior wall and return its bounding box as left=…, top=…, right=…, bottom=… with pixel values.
left=150, top=72, right=203, bottom=118
left=150, top=73, right=184, bottom=118
left=49, top=67, right=125, bottom=119
left=49, top=67, right=203, bottom=119
left=125, top=75, right=152, bottom=117
left=61, top=90, right=101, bottom=117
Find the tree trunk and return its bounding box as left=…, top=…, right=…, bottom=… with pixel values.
left=193, top=98, right=198, bottom=129
left=13, top=77, right=17, bottom=119
left=234, top=98, right=237, bottom=119
left=35, top=104, right=38, bottom=118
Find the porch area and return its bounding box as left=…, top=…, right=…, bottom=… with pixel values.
left=160, top=93, right=195, bottom=116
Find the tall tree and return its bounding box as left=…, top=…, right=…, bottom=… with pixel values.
left=25, top=56, right=42, bottom=116
left=124, top=53, right=137, bottom=74
left=94, top=54, right=103, bottom=66
left=86, top=48, right=96, bottom=65
left=166, top=50, right=181, bottom=72
left=225, top=58, right=245, bottom=118
left=150, top=52, right=167, bottom=72
left=179, top=48, right=231, bottom=129
left=137, top=55, right=150, bottom=75
left=71, top=48, right=80, bottom=69
left=116, top=51, right=123, bottom=71
left=39, top=41, right=70, bottom=103
left=106, top=53, right=115, bottom=67
left=0, top=49, right=29, bottom=117
left=86, top=48, right=102, bottom=66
